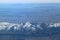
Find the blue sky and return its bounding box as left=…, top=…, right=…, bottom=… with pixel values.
left=0, top=0, right=60, bottom=3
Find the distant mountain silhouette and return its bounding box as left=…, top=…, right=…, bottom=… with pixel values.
left=0, top=22, right=60, bottom=37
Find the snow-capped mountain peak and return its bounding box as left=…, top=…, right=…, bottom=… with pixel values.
left=23, top=21, right=32, bottom=28
left=0, top=22, right=60, bottom=32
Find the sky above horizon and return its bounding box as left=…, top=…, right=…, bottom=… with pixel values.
left=0, top=0, right=60, bottom=3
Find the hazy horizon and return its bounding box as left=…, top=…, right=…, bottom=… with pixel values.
left=0, top=0, right=60, bottom=3
left=0, top=3, right=59, bottom=23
